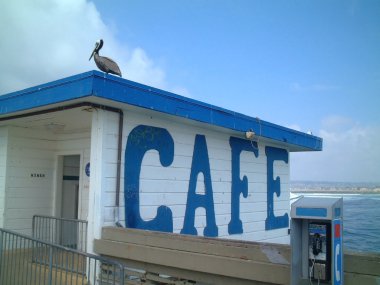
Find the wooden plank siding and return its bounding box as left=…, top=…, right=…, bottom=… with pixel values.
left=1, top=126, right=91, bottom=236
left=4, top=127, right=55, bottom=235
left=100, top=108, right=291, bottom=243
left=0, top=127, right=8, bottom=228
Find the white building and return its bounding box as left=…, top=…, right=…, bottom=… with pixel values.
left=0, top=71, right=322, bottom=253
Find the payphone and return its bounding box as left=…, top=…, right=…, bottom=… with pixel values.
left=290, top=197, right=343, bottom=285
left=308, top=222, right=331, bottom=281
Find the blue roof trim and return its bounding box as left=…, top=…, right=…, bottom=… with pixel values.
left=0, top=72, right=95, bottom=114
left=0, top=70, right=322, bottom=151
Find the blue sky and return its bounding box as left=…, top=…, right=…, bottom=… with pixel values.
left=1, top=0, right=379, bottom=182
left=93, top=1, right=380, bottom=127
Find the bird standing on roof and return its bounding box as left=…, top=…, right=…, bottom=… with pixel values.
left=89, top=39, right=122, bottom=77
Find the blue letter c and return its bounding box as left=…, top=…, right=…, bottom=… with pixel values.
left=124, top=125, right=174, bottom=232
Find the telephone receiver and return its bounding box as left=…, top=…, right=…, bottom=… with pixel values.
left=312, top=233, right=322, bottom=256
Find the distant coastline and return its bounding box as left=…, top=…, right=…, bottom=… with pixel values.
left=291, top=188, right=380, bottom=194
left=290, top=181, right=380, bottom=194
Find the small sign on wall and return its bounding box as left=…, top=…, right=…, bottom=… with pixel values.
left=31, top=173, right=46, bottom=178
left=85, top=162, right=90, bottom=177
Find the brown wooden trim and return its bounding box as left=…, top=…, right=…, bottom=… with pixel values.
left=100, top=227, right=291, bottom=264
left=95, top=227, right=291, bottom=285
left=94, top=227, right=380, bottom=285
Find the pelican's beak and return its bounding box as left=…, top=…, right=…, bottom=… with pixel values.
left=89, top=50, right=95, bottom=61
left=89, top=43, right=98, bottom=61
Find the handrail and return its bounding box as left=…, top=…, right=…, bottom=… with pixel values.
left=33, top=215, right=88, bottom=224
left=32, top=215, right=88, bottom=252
left=0, top=227, right=125, bottom=285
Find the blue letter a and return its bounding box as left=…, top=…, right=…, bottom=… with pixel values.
left=181, top=135, right=218, bottom=237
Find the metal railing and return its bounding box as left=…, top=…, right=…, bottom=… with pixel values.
left=0, top=228, right=125, bottom=285
left=32, top=215, right=88, bottom=252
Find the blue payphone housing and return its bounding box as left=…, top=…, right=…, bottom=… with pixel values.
left=291, top=197, right=343, bottom=285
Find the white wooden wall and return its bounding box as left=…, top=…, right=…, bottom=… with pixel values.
left=4, top=127, right=56, bottom=235
left=1, top=107, right=289, bottom=245
left=1, top=125, right=91, bottom=236
left=93, top=108, right=290, bottom=245
left=0, top=127, right=8, bottom=228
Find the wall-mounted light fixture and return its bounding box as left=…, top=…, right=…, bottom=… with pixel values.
left=245, top=129, right=255, bottom=140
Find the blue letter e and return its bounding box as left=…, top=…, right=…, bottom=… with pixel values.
left=265, top=146, right=289, bottom=230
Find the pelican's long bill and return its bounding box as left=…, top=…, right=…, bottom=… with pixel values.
left=89, top=50, right=95, bottom=61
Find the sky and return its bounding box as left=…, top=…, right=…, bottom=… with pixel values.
left=0, top=0, right=379, bottom=183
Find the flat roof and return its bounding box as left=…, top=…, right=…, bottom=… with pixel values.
left=0, top=70, right=322, bottom=151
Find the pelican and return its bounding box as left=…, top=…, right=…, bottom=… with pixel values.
left=89, top=39, right=122, bottom=77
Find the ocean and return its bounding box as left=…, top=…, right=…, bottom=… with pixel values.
left=291, top=192, right=380, bottom=253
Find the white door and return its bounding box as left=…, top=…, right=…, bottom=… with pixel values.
left=61, top=155, right=80, bottom=248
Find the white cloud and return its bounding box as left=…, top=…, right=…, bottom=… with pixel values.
left=0, top=0, right=184, bottom=95
left=0, top=0, right=102, bottom=93
left=321, top=115, right=354, bottom=132
left=125, top=48, right=165, bottom=88
left=285, top=124, right=301, bottom=132
left=291, top=116, right=380, bottom=182
left=169, top=86, right=191, bottom=98
left=290, top=82, right=340, bottom=92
